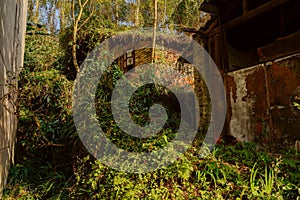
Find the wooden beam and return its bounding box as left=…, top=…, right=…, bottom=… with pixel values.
left=242, top=0, right=248, bottom=15
left=224, top=0, right=292, bottom=30
left=182, top=20, right=218, bottom=35
left=258, top=30, right=300, bottom=62
left=211, top=0, right=292, bottom=35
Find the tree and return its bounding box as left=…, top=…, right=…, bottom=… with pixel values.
left=152, top=0, right=157, bottom=62
left=58, top=0, right=72, bottom=33
left=47, top=0, right=57, bottom=34
left=115, top=0, right=119, bottom=26
left=27, top=0, right=35, bottom=22
left=34, top=0, right=40, bottom=23
left=71, top=0, right=95, bottom=75
left=27, top=0, right=40, bottom=23
left=135, top=0, right=140, bottom=27
left=171, top=0, right=206, bottom=30
left=163, top=0, right=166, bottom=25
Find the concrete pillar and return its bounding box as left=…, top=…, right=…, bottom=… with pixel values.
left=0, top=0, right=27, bottom=196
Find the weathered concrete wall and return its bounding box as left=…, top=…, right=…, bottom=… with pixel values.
left=0, top=0, right=27, bottom=196
left=226, top=54, right=300, bottom=151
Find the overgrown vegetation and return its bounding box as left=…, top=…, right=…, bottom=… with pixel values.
left=3, top=26, right=299, bottom=200
left=2, top=0, right=300, bottom=199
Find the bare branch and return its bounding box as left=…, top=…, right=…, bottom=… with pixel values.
left=78, top=6, right=94, bottom=31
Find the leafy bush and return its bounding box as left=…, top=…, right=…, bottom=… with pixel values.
left=59, top=16, right=116, bottom=80
left=4, top=34, right=81, bottom=199
left=23, top=34, right=63, bottom=72
left=3, top=27, right=300, bottom=200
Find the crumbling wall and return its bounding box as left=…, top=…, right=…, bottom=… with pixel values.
left=201, top=0, right=300, bottom=151
left=0, top=0, right=27, bottom=196
left=226, top=54, right=300, bottom=151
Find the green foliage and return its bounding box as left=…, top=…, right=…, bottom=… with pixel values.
left=249, top=159, right=287, bottom=199
left=5, top=140, right=300, bottom=199
left=171, top=0, right=206, bottom=29
left=18, top=34, right=74, bottom=156
left=293, top=102, right=300, bottom=110
left=18, top=68, right=73, bottom=151
left=59, top=15, right=116, bottom=80
left=24, top=34, right=63, bottom=72
left=4, top=33, right=80, bottom=199
left=3, top=2, right=300, bottom=199
left=66, top=144, right=300, bottom=199
left=4, top=34, right=300, bottom=199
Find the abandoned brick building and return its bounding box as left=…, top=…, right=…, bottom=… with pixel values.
left=195, top=0, right=300, bottom=151
left=117, top=0, right=300, bottom=151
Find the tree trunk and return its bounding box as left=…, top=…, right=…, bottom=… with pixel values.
left=135, top=0, right=140, bottom=27
left=33, top=0, right=39, bottom=23
left=60, top=0, right=66, bottom=32
left=163, top=0, right=167, bottom=25
left=28, top=0, right=35, bottom=22
left=71, top=0, right=94, bottom=74
left=48, top=2, right=55, bottom=34
left=72, top=0, right=80, bottom=74
left=115, top=0, right=119, bottom=26
left=152, top=0, right=157, bottom=62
